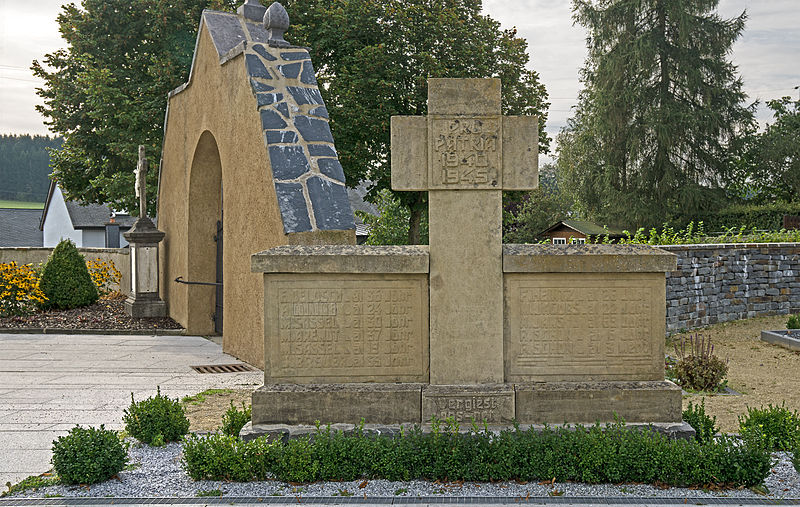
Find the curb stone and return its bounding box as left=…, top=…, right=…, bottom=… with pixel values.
left=0, top=327, right=185, bottom=336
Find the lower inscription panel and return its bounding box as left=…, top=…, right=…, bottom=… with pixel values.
left=504, top=273, right=665, bottom=381
left=266, top=274, right=429, bottom=382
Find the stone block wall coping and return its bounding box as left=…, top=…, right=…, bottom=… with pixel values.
left=503, top=244, right=677, bottom=273
left=251, top=245, right=429, bottom=273
left=658, top=242, right=800, bottom=251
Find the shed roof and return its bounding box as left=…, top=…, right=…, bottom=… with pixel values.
left=540, top=220, right=626, bottom=238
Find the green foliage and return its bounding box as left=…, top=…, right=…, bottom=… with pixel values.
left=0, top=135, right=62, bottom=203
left=51, top=425, right=127, bottom=485
left=672, top=333, right=728, bottom=392
left=181, top=388, right=234, bottom=405
left=32, top=0, right=237, bottom=215
left=221, top=402, right=252, bottom=437
left=616, top=221, right=800, bottom=246
left=1, top=475, right=59, bottom=497
left=38, top=239, right=98, bottom=310
left=738, top=403, right=800, bottom=451
left=793, top=442, right=800, bottom=473
left=676, top=201, right=800, bottom=232
left=787, top=315, right=800, bottom=329
left=357, top=189, right=428, bottom=245
left=683, top=400, right=719, bottom=443
left=503, top=164, right=575, bottom=244
left=729, top=97, right=800, bottom=202
left=123, top=387, right=190, bottom=446
left=559, top=0, right=754, bottom=229
left=286, top=0, right=550, bottom=242
left=182, top=419, right=771, bottom=487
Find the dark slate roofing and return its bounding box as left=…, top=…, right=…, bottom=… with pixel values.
left=64, top=201, right=135, bottom=229
left=0, top=209, right=44, bottom=247
left=174, top=5, right=355, bottom=235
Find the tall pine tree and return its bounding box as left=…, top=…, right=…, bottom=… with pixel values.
left=558, top=0, right=755, bottom=228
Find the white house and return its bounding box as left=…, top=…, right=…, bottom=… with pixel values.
left=40, top=182, right=134, bottom=248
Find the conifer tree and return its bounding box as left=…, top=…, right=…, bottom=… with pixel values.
left=558, top=0, right=755, bottom=228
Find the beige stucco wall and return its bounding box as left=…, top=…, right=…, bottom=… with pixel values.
left=0, top=247, right=130, bottom=295
left=158, top=26, right=286, bottom=368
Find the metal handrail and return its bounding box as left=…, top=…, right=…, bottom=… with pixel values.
left=174, top=276, right=222, bottom=287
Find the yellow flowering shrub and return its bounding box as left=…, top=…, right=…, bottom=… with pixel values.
left=0, top=262, right=48, bottom=316
left=86, top=258, right=122, bottom=297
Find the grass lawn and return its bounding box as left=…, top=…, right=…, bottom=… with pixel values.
left=181, top=314, right=799, bottom=434
left=0, top=199, right=44, bottom=209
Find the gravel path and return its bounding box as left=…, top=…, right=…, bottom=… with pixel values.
left=7, top=440, right=800, bottom=500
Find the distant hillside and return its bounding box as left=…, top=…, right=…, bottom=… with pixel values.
left=0, top=134, right=63, bottom=204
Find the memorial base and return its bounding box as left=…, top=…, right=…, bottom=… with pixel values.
left=250, top=380, right=682, bottom=426
left=124, top=297, right=167, bottom=318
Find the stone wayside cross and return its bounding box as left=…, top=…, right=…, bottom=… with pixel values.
left=391, top=78, right=539, bottom=384
left=134, top=145, right=148, bottom=218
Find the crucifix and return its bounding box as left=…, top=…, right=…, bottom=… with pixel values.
left=134, top=145, right=148, bottom=218
left=391, top=78, right=539, bottom=384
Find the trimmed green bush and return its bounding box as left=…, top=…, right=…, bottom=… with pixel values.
left=51, top=425, right=127, bottom=485
left=683, top=399, right=719, bottom=443
left=787, top=315, right=800, bottom=329
left=38, top=239, right=98, bottom=309
left=739, top=403, right=800, bottom=451
left=181, top=420, right=772, bottom=487
left=123, top=387, right=190, bottom=445
left=221, top=401, right=251, bottom=437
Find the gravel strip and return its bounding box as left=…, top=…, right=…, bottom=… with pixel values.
left=7, top=440, right=800, bottom=500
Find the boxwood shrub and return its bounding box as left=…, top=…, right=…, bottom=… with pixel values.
left=38, top=239, right=98, bottom=309
left=182, top=420, right=772, bottom=487
left=123, top=387, right=190, bottom=445
left=52, top=425, right=127, bottom=485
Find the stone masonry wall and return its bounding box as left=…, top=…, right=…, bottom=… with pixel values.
left=661, top=243, right=800, bottom=333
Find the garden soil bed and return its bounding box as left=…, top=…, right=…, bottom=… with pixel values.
left=671, top=314, right=800, bottom=433
left=0, top=294, right=183, bottom=331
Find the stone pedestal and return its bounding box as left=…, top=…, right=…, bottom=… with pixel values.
left=248, top=78, right=683, bottom=432
left=123, top=217, right=167, bottom=318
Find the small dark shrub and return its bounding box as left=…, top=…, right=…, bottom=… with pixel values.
left=123, top=387, right=190, bottom=445
left=793, top=443, right=800, bottom=473
left=787, top=315, right=800, bottom=329
left=739, top=403, right=800, bottom=451
left=673, top=333, right=728, bottom=391
left=38, top=239, right=98, bottom=309
left=51, top=425, right=127, bottom=485
left=221, top=401, right=251, bottom=437
left=683, top=399, right=718, bottom=443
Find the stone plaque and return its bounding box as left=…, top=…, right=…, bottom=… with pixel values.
left=428, top=116, right=501, bottom=189
left=505, top=273, right=665, bottom=381
left=266, top=274, right=429, bottom=382
left=422, top=385, right=514, bottom=424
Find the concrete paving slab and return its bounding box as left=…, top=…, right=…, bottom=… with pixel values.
left=0, top=332, right=262, bottom=488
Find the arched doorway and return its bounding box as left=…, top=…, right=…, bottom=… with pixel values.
left=186, top=131, right=223, bottom=335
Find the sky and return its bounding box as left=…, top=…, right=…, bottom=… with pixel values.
left=1, top=0, right=798, bottom=154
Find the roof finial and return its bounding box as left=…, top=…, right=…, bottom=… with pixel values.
left=263, top=2, right=290, bottom=46
left=237, top=0, right=267, bottom=23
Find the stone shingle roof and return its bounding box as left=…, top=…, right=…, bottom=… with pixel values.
left=64, top=201, right=135, bottom=229
left=0, top=209, right=44, bottom=247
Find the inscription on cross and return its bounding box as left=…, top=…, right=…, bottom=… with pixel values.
left=390, top=78, right=539, bottom=385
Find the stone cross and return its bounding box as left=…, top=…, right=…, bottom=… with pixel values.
left=391, top=78, right=539, bottom=384
left=134, top=145, right=147, bottom=218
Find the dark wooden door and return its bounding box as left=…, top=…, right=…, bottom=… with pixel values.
left=214, top=219, right=223, bottom=334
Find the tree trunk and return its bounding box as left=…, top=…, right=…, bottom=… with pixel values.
left=407, top=192, right=425, bottom=244
left=408, top=205, right=423, bottom=245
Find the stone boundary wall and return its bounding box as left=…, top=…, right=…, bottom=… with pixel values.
left=0, top=247, right=130, bottom=295
left=660, top=243, right=800, bottom=333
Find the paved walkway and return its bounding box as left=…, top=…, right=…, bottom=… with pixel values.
left=0, top=333, right=263, bottom=487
